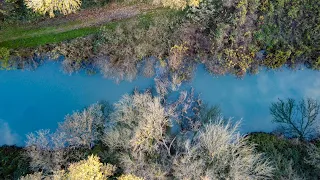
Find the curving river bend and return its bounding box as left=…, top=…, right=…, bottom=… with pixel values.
left=1, top=61, right=320, bottom=145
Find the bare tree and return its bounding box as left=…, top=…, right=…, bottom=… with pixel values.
left=25, top=129, right=61, bottom=172
left=102, top=91, right=175, bottom=179
left=25, top=103, right=107, bottom=173
left=57, top=103, right=105, bottom=149
left=172, top=119, right=274, bottom=179
left=270, top=98, right=320, bottom=140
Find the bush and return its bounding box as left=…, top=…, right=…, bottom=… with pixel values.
left=25, top=103, right=109, bottom=173
left=306, top=144, right=320, bottom=170
left=0, top=0, right=41, bottom=24
left=67, top=155, right=116, bottom=180
left=153, top=0, right=201, bottom=9
left=15, top=89, right=280, bottom=179
left=101, top=92, right=174, bottom=179
left=248, top=133, right=320, bottom=179
left=0, top=47, right=10, bottom=69
left=24, top=0, right=82, bottom=17
left=186, top=0, right=261, bottom=76
left=102, top=90, right=211, bottom=179
left=20, top=155, right=116, bottom=180
left=173, top=120, right=274, bottom=179
left=117, top=174, right=144, bottom=180
left=0, top=145, right=31, bottom=179
left=255, top=0, right=320, bottom=69
left=104, top=92, right=171, bottom=154
left=94, top=10, right=181, bottom=81
left=263, top=50, right=291, bottom=69
left=53, top=36, right=95, bottom=74
left=19, top=172, right=42, bottom=180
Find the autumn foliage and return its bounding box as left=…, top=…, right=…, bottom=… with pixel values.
left=24, top=0, right=81, bottom=17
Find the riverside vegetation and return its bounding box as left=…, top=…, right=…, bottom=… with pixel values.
left=1, top=89, right=320, bottom=179
left=1, top=0, right=320, bottom=179
left=0, top=0, right=319, bottom=81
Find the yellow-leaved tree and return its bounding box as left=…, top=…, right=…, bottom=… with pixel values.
left=24, top=0, right=81, bottom=17
left=67, top=155, right=116, bottom=180
left=118, top=174, right=144, bottom=180
left=20, top=155, right=116, bottom=180
left=153, top=0, right=201, bottom=9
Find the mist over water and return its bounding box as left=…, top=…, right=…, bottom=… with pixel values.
left=1, top=61, right=319, bottom=146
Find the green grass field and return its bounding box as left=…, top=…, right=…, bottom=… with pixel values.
left=0, top=27, right=100, bottom=49
left=0, top=7, right=172, bottom=49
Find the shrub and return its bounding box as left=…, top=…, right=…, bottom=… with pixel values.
left=263, top=50, right=291, bottom=69
left=20, top=155, right=116, bottom=180
left=248, top=133, right=320, bottom=179
left=306, top=137, right=320, bottom=170
left=168, top=43, right=189, bottom=71
left=53, top=36, right=95, bottom=74
left=102, top=91, right=178, bottom=179
left=17, top=91, right=278, bottom=179
left=58, top=103, right=106, bottom=148
left=25, top=103, right=108, bottom=173
left=118, top=174, right=144, bottom=180
left=0, top=47, right=10, bottom=69
left=0, top=0, right=41, bottom=24
left=173, top=120, right=274, bottom=179
left=187, top=0, right=260, bottom=76
left=95, top=12, right=178, bottom=81
left=255, top=0, right=320, bottom=69
left=312, top=56, right=320, bottom=70
left=67, top=155, right=116, bottom=180
left=24, top=0, right=81, bottom=17
left=0, top=145, right=31, bottom=179
left=103, top=92, right=173, bottom=154
left=141, top=57, right=155, bottom=78
left=20, top=172, right=42, bottom=180
left=153, top=0, right=201, bottom=9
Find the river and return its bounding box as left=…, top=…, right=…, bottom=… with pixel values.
left=1, top=61, right=320, bottom=145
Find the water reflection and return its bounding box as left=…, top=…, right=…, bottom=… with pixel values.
left=0, top=62, right=319, bottom=145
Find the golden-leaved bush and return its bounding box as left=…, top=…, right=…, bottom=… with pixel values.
left=67, top=155, right=116, bottom=180
left=154, top=0, right=201, bottom=9
left=118, top=174, right=144, bottom=180
left=25, top=0, right=81, bottom=17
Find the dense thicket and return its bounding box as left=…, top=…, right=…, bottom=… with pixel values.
left=0, top=0, right=122, bottom=24
left=248, top=133, right=320, bottom=179
left=0, top=145, right=31, bottom=179
left=0, top=90, right=275, bottom=179
left=0, top=0, right=40, bottom=24
left=1, top=0, right=320, bottom=179
left=2, top=0, right=318, bottom=81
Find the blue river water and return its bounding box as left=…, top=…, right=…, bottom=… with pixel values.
left=0, top=61, right=320, bottom=146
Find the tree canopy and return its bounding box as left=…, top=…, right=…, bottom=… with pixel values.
left=24, top=0, right=81, bottom=17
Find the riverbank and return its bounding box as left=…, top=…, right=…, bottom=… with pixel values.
left=0, top=0, right=319, bottom=179
left=1, top=0, right=319, bottom=81
left=1, top=132, right=319, bottom=179
left=0, top=3, right=161, bottom=49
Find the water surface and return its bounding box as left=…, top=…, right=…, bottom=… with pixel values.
left=1, top=62, right=319, bottom=145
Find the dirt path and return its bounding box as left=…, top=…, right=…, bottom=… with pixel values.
left=0, top=3, right=159, bottom=42
left=37, top=3, right=157, bottom=27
